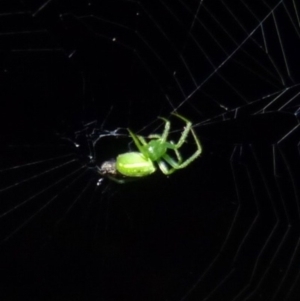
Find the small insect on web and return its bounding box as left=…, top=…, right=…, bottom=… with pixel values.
left=97, top=113, right=202, bottom=183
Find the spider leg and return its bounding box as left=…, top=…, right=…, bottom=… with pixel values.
left=172, top=113, right=193, bottom=148
left=128, top=129, right=145, bottom=153
left=165, top=141, right=182, bottom=163
left=157, top=160, right=169, bottom=175
left=159, top=144, right=201, bottom=174
left=160, top=113, right=202, bottom=174
left=128, top=114, right=170, bottom=150
left=157, top=116, right=170, bottom=142
left=173, top=146, right=182, bottom=163
left=107, top=175, right=137, bottom=184
left=173, top=127, right=202, bottom=170
left=175, top=140, right=201, bottom=169
left=148, top=134, right=161, bottom=139
left=157, top=154, right=179, bottom=175
left=144, top=116, right=170, bottom=140
left=172, top=113, right=202, bottom=160
left=137, top=135, right=148, bottom=146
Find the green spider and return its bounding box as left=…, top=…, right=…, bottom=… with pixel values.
left=98, top=113, right=202, bottom=183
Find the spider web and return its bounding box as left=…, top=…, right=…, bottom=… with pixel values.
left=0, top=0, right=300, bottom=300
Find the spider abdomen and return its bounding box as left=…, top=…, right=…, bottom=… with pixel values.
left=116, top=152, right=156, bottom=177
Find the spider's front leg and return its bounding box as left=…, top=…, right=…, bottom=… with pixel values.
left=164, top=141, right=182, bottom=164
left=158, top=113, right=202, bottom=175
left=171, top=113, right=193, bottom=148
left=157, top=117, right=170, bottom=142
left=157, top=153, right=181, bottom=175
left=128, top=129, right=145, bottom=153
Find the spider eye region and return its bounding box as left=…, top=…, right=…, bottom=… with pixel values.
left=116, top=152, right=156, bottom=177
left=146, top=140, right=167, bottom=161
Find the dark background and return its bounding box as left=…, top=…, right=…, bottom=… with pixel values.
left=0, top=1, right=300, bottom=300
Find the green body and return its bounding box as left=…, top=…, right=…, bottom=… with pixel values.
left=98, top=113, right=202, bottom=182
left=116, top=152, right=156, bottom=177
